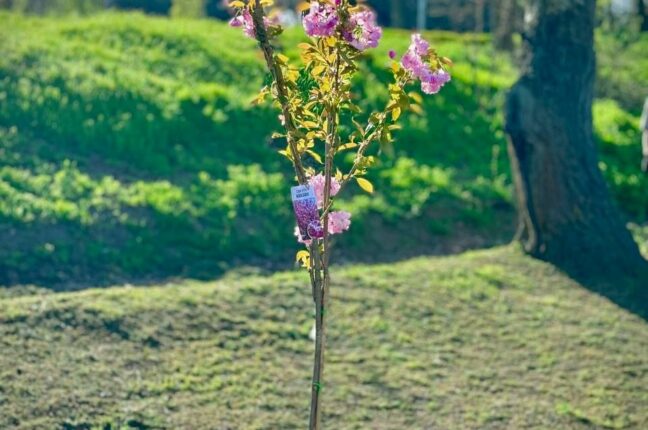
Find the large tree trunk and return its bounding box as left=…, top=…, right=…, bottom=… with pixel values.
left=505, top=0, right=647, bottom=279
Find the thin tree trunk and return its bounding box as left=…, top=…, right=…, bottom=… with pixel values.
left=475, top=0, right=485, bottom=32
left=308, top=247, right=326, bottom=430
left=27, top=0, right=45, bottom=14
left=505, top=0, right=647, bottom=279
left=390, top=0, right=404, bottom=28
left=309, top=42, right=341, bottom=430
left=493, top=0, right=518, bottom=50
left=639, top=0, right=648, bottom=32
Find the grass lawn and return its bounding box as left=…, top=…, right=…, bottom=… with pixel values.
left=0, top=12, right=646, bottom=286
left=0, top=12, right=646, bottom=429
left=1, top=246, right=646, bottom=429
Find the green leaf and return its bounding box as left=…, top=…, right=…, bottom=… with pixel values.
left=410, top=104, right=424, bottom=115
left=311, top=65, right=326, bottom=76
left=306, top=150, right=323, bottom=164
left=337, top=142, right=358, bottom=153
left=356, top=177, right=374, bottom=194
left=392, top=107, right=401, bottom=122
left=296, top=250, right=310, bottom=268
left=408, top=91, right=423, bottom=104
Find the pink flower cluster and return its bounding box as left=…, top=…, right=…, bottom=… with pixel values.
left=401, top=34, right=451, bottom=94
left=327, top=210, right=351, bottom=234
left=229, top=8, right=271, bottom=39
left=295, top=174, right=351, bottom=244
left=309, top=173, right=341, bottom=209
left=230, top=2, right=383, bottom=52
left=343, top=10, right=382, bottom=51
left=303, top=2, right=339, bottom=37
left=420, top=70, right=451, bottom=95
left=229, top=9, right=255, bottom=38
left=303, top=2, right=382, bottom=52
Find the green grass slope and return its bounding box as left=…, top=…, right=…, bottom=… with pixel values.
left=1, top=247, right=646, bottom=429
left=1, top=12, right=645, bottom=286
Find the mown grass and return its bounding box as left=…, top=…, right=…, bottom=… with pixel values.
left=0, top=12, right=646, bottom=287
left=1, top=11, right=646, bottom=430
left=0, top=246, right=646, bottom=429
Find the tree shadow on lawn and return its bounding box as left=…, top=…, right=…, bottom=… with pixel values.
left=553, top=258, right=648, bottom=321
left=0, top=197, right=516, bottom=292
left=3, top=209, right=647, bottom=323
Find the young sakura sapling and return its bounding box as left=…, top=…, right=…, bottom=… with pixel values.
left=228, top=1, right=451, bottom=428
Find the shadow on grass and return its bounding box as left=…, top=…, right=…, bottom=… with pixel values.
left=562, top=264, right=648, bottom=321
left=0, top=200, right=516, bottom=291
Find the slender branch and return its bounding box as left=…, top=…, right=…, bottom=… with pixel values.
left=251, top=1, right=307, bottom=185
left=249, top=5, right=326, bottom=425
left=308, top=248, right=318, bottom=302
left=322, top=50, right=342, bottom=266
left=319, top=112, right=386, bottom=219
left=309, top=37, right=343, bottom=430
left=319, top=74, right=409, bottom=220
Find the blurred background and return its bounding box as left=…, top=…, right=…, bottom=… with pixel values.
left=1, top=2, right=647, bottom=429
left=0, top=0, right=646, bottom=288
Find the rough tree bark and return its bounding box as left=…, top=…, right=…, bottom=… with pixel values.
left=505, top=0, right=647, bottom=279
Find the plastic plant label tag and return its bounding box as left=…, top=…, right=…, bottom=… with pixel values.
left=291, top=185, right=324, bottom=240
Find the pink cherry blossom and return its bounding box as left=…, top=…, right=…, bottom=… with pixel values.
left=229, top=8, right=274, bottom=39
left=328, top=211, right=351, bottom=234
left=309, top=174, right=341, bottom=209
left=295, top=210, right=352, bottom=244
left=229, top=9, right=256, bottom=39
left=411, top=33, right=429, bottom=56
left=303, top=2, right=339, bottom=37
left=401, top=33, right=451, bottom=95
left=401, top=49, right=428, bottom=79
left=420, top=69, right=451, bottom=95
left=344, top=10, right=382, bottom=51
